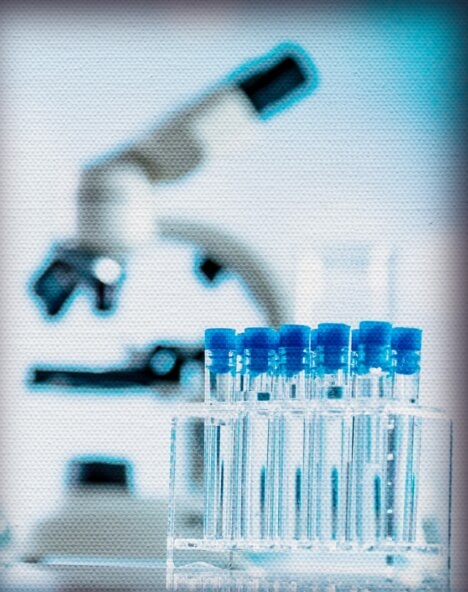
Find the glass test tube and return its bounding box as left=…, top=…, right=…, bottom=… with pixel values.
left=352, top=321, right=392, bottom=547
left=277, top=324, right=311, bottom=542
left=243, top=328, right=278, bottom=543
left=315, top=323, right=351, bottom=545
left=391, top=328, right=422, bottom=405
left=203, top=328, right=236, bottom=540
left=231, top=332, right=246, bottom=540
left=389, top=327, right=423, bottom=544
left=303, top=327, right=318, bottom=542
left=345, top=328, right=360, bottom=541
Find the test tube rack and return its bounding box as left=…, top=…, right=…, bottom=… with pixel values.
left=167, top=324, right=452, bottom=591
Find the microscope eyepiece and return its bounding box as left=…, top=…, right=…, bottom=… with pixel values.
left=237, top=45, right=316, bottom=116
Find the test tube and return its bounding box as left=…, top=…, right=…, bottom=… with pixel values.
left=345, top=328, right=360, bottom=542
left=352, top=321, right=392, bottom=547
left=305, top=327, right=318, bottom=542
left=231, top=332, right=245, bottom=541
left=204, top=328, right=237, bottom=404
left=316, top=323, right=351, bottom=401
left=356, top=321, right=392, bottom=400
left=277, top=325, right=311, bottom=401
left=315, top=323, right=351, bottom=545
left=391, top=327, right=422, bottom=404
left=203, top=328, right=237, bottom=540
left=277, top=325, right=311, bottom=541
left=388, top=327, right=423, bottom=543
left=243, top=327, right=278, bottom=542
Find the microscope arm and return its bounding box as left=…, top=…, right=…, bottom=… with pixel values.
left=158, top=219, right=292, bottom=328
left=75, top=84, right=293, bottom=326
left=75, top=87, right=258, bottom=256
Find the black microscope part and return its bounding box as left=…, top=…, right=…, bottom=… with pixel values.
left=95, top=281, right=117, bottom=312
left=198, top=256, right=224, bottom=283
left=33, top=259, right=79, bottom=316
left=31, top=344, right=204, bottom=390
left=238, top=55, right=307, bottom=114
left=33, top=245, right=123, bottom=316
left=70, top=460, right=129, bottom=490
left=33, top=367, right=157, bottom=389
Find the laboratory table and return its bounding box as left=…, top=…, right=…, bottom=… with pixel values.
left=0, top=561, right=457, bottom=591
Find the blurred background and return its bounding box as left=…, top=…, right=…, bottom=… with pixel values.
left=0, top=0, right=465, bottom=585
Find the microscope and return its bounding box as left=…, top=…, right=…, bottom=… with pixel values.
left=32, top=43, right=317, bottom=329
left=24, top=44, right=318, bottom=564
left=29, top=43, right=317, bottom=393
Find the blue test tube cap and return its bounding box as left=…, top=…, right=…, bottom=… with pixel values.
left=392, top=327, right=422, bottom=352
left=279, top=324, right=311, bottom=349
left=279, top=324, right=311, bottom=373
left=359, top=321, right=392, bottom=370
left=392, top=327, right=422, bottom=374
left=245, top=327, right=278, bottom=373
left=244, top=327, right=279, bottom=350
left=359, top=321, right=392, bottom=345
left=317, top=323, right=351, bottom=347
left=205, top=328, right=236, bottom=350
left=317, top=323, right=350, bottom=371
left=205, top=328, right=236, bottom=373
